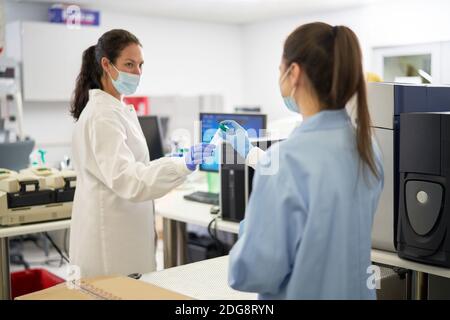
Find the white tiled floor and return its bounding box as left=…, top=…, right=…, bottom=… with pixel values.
left=10, top=237, right=165, bottom=280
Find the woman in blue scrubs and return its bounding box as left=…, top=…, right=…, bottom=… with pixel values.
left=221, top=22, right=384, bottom=299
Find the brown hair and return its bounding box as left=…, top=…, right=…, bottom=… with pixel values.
left=70, top=29, right=142, bottom=120
left=283, top=22, right=378, bottom=177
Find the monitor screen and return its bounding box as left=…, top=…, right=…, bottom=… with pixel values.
left=138, top=116, right=165, bottom=161
left=199, top=113, right=267, bottom=172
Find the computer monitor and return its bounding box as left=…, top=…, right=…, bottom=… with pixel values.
left=0, top=139, right=35, bottom=171
left=138, top=116, right=165, bottom=161
left=199, top=113, right=267, bottom=172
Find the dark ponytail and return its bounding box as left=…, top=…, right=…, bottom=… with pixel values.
left=332, top=26, right=378, bottom=178
left=283, top=22, right=378, bottom=177
left=70, top=29, right=142, bottom=121
left=70, top=45, right=101, bottom=120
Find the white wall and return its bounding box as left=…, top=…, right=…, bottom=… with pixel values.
left=4, top=1, right=243, bottom=166
left=241, top=7, right=366, bottom=122
left=101, top=12, right=243, bottom=108
left=241, top=0, right=450, bottom=121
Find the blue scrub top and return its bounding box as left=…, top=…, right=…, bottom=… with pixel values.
left=228, top=109, right=384, bottom=299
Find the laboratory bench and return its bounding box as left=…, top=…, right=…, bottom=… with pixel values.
left=2, top=174, right=450, bottom=299
left=140, top=250, right=450, bottom=300
left=141, top=252, right=450, bottom=300
left=141, top=255, right=256, bottom=300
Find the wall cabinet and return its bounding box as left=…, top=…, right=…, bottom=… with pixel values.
left=6, top=21, right=102, bottom=101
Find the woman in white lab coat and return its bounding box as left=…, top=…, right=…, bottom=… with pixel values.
left=68, top=29, right=214, bottom=278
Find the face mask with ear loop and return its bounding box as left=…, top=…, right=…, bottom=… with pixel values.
left=108, top=62, right=141, bottom=96
left=279, top=65, right=301, bottom=113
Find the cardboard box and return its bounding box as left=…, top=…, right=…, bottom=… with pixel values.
left=16, top=276, right=191, bottom=300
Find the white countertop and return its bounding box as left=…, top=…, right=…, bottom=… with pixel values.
left=141, top=255, right=256, bottom=300
left=0, top=219, right=71, bottom=238
left=154, top=178, right=240, bottom=234
left=371, top=249, right=450, bottom=279
left=140, top=250, right=450, bottom=300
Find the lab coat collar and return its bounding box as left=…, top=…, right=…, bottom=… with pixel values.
left=89, top=89, right=125, bottom=109
left=294, top=109, right=351, bottom=134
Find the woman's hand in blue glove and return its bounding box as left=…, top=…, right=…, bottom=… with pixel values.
left=185, top=143, right=216, bottom=171
left=219, top=120, right=253, bottom=159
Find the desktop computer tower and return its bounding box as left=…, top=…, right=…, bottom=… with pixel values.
left=397, top=112, right=450, bottom=267
left=220, top=139, right=281, bottom=223
left=219, top=143, right=247, bottom=223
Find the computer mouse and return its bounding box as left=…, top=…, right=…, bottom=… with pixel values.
left=210, top=206, right=220, bottom=215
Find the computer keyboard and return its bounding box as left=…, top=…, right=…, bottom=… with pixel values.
left=184, top=191, right=219, bottom=205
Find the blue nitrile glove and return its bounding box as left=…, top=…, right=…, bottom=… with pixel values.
left=185, top=143, right=216, bottom=171
left=218, top=120, right=253, bottom=159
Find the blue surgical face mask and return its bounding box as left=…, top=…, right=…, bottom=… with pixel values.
left=109, top=63, right=140, bottom=96
left=279, top=66, right=300, bottom=113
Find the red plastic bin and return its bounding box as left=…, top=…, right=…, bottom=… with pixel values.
left=11, top=268, right=65, bottom=299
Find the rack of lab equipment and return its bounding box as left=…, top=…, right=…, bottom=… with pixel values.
left=0, top=167, right=75, bottom=226
left=368, top=83, right=450, bottom=257
left=0, top=57, right=35, bottom=172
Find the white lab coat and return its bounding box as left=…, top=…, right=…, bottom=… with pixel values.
left=69, top=89, right=191, bottom=278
